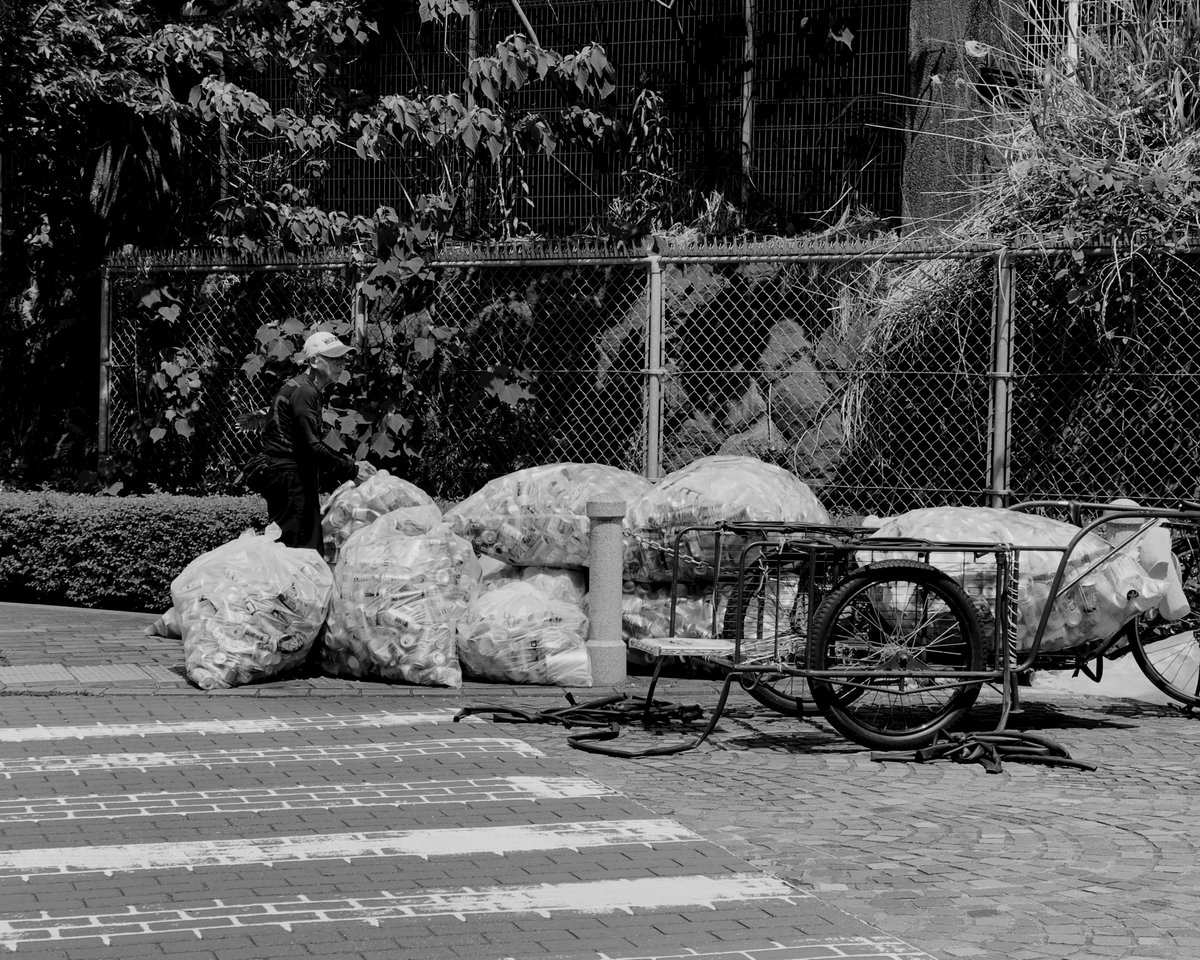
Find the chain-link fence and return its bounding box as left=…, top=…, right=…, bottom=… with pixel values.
left=101, top=240, right=1200, bottom=513
left=649, top=241, right=1000, bottom=517
left=1008, top=248, right=1200, bottom=506
left=103, top=253, right=362, bottom=491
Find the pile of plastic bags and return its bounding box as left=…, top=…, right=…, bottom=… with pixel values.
left=620, top=576, right=802, bottom=661
left=457, top=580, right=592, bottom=686
left=621, top=582, right=723, bottom=644
left=168, top=456, right=841, bottom=690
left=445, top=463, right=652, bottom=568
left=172, top=532, right=332, bottom=690
left=624, top=455, right=830, bottom=582
left=862, top=506, right=1175, bottom=653
left=480, top=565, right=587, bottom=603
left=460, top=565, right=591, bottom=685
left=323, top=512, right=480, bottom=686
left=322, top=470, right=438, bottom=564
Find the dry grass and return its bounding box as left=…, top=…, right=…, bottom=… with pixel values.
left=969, top=0, right=1200, bottom=245
left=832, top=1, right=1200, bottom=509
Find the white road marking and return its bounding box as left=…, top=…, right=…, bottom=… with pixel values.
left=0, top=873, right=805, bottom=947
left=0, top=738, right=542, bottom=777
left=0, top=709, right=478, bottom=743
left=0, top=775, right=617, bottom=822
left=596, top=937, right=936, bottom=960
left=0, top=819, right=699, bottom=879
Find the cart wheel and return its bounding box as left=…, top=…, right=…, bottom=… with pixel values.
left=1128, top=548, right=1200, bottom=708
left=723, top=565, right=811, bottom=715
left=807, top=560, right=985, bottom=750
left=737, top=638, right=810, bottom=714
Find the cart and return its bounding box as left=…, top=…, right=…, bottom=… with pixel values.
left=603, top=500, right=1200, bottom=755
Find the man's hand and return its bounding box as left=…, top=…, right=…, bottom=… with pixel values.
left=355, top=461, right=377, bottom=483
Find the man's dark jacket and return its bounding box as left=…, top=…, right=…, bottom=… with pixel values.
left=260, top=371, right=357, bottom=487
left=246, top=370, right=358, bottom=551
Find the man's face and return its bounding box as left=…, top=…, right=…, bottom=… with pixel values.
left=315, top=353, right=348, bottom=382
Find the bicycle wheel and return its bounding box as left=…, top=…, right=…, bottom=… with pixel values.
left=1128, top=548, right=1200, bottom=707
left=723, top=567, right=811, bottom=714
left=808, top=560, right=985, bottom=750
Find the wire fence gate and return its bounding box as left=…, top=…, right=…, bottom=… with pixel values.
left=100, top=239, right=1200, bottom=515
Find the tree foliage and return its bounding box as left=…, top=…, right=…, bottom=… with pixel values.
left=0, top=0, right=623, bottom=489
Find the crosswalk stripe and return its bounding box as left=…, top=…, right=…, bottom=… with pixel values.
left=0, top=775, right=616, bottom=822
left=0, top=873, right=805, bottom=947
left=0, top=709, right=479, bottom=743
left=591, top=937, right=935, bottom=960
left=0, top=738, right=542, bottom=777
left=0, top=819, right=701, bottom=879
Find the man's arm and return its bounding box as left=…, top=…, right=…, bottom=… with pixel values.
left=290, top=383, right=359, bottom=484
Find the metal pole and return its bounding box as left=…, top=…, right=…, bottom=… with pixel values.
left=645, top=253, right=664, bottom=480
left=741, top=0, right=755, bottom=208
left=98, top=268, right=113, bottom=458
left=1065, top=0, right=1080, bottom=78
left=987, top=248, right=1014, bottom=507
left=465, top=7, right=479, bottom=230
left=351, top=275, right=368, bottom=346
left=507, top=0, right=540, bottom=46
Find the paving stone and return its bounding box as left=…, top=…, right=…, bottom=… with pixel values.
left=67, top=664, right=153, bottom=683
left=0, top=663, right=74, bottom=683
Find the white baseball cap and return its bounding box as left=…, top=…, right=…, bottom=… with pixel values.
left=301, top=331, right=353, bottom=363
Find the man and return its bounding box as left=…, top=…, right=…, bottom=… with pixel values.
left=256, top=331, right=376, bottom=551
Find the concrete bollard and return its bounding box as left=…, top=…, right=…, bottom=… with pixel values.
left=586, top=500, right=627, bottom=685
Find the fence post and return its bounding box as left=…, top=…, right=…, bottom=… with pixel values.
left=586, top=500, right=628, bottom=685
left=351, top=271, right=368, bottom=346
left=98, top=266, right=113, bottom=458
left=645, top=253, right=664, bottom=480
left=740, top=0, right=755, bottom=209
left=987, top=248, right=1015, bottom=507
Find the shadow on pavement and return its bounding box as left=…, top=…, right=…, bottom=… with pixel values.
left=961, top=700, right=1139, bottom=733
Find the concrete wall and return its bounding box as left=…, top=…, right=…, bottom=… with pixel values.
left=902, top=0, right=1015, bottom=232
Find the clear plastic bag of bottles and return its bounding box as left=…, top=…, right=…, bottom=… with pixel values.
left=457, top=581, right=592, bottom=686
left=445, top=463, right=652, bottom=569
left=862, top=506, right=1170, bottom=652
left=624, top=455, right=830, bottom=583
left=173, top=532, right=333, bottom=690
left=323, top=516, right=481, bottom=686
left=322, top=470, right=438, bottom=564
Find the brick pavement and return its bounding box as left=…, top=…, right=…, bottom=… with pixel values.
left=507, top=694, right=1200, bottom=960
left=3, top=601, right=1200, bottom=959
left=0, top=602, right=706, bottom=700
left=0, top=602, right=931, bottom=960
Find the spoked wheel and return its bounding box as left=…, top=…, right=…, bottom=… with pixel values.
left=723, top=566, right=811, bottom=715
left=1128, top=548, right=1200, bottom=708
left=807, top=560, right=985, bottom=750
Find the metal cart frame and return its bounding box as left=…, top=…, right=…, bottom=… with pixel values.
left=581, top=501, right=1200, bottom=756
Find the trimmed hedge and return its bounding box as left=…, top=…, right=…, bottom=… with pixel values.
left=0, top=492, right=268, bottom=612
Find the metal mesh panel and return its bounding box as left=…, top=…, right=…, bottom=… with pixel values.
left=1009, top=250, right=1200, bottom=505
left=104, top=241, right=1002, bottom=511
left=105, top=242, right=1200, bottom=516
left=659, top=259, right=847, bottom=472
left=1023, top=0, right=1112, bottom=64
left=658, top=251, right=995, bottom=518
left=830, top=255, right=996, bottom=515
left=312, top=1, right=909, bottom=231
left=412, top=260, right=651, bottom=493
left=106, top=264, right=357, bottom=490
